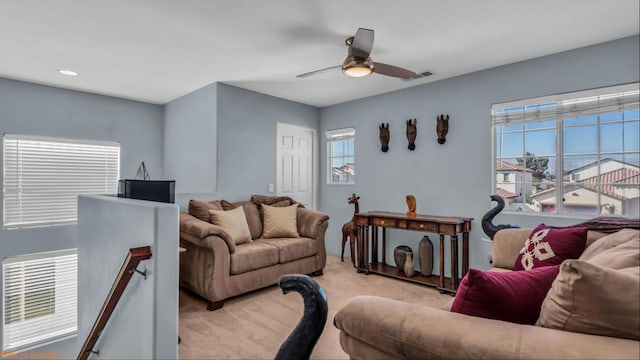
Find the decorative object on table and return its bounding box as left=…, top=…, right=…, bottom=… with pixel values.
left=418, top=236, right=434, bottom=276
left=403, top=251, right=415, bottom=277
left=117, top=179, right=175, bottom=203
left=341, top=193, right=360, bottom=266
left=436, top=114, right=449, bottom=144
left=406, top=118, right=417, bottom=150
left=275, top=274, right=328, bottom=360
left=135, top=161, right=150, bottom=180
left=481, top=194, right=520, bottom=239
left=406, top=195, right=417, bottom=217
left=393, top=245, right=413, bottom=271
left=379, top=123, right=390, bottom=152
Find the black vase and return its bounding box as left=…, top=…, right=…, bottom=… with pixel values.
left=393, top=245, right=413, bottom=271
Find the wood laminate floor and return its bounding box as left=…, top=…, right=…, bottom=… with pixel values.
left=179, top=254, right=452, bottom=359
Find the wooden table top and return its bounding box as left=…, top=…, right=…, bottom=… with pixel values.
left=356, top=211, right=473, bottom=224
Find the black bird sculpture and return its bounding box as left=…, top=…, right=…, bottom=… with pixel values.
left=481, top=195, right=520, bottom=239
left=275, top=274, right=328, bottom=360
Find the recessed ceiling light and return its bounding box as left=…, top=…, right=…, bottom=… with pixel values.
left=58, top=69, right=78, bottom=76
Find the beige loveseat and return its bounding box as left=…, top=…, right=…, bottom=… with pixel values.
left=179, top=196, right=329, bottom=310
left=334, top=226, right=639, bottom=359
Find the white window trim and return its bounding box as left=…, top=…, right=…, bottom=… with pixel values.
left=326, top=127, right=355, bottom=185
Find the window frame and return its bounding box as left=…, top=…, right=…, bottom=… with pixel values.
left=326, top=127, right=355, bottom=185
left=2, top=249, right=78, bottom=352
left=3, top=134, right=120, bottom=229
left=491, top=83, right=640, bottom=216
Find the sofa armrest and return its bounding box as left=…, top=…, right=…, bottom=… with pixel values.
left=334, top=295, right=639, bottom=360
left=296, top=208, right=329, bottom=239
left=492, top=228, right=532, bottom=269
left=180, top=212, right=236, bottom=253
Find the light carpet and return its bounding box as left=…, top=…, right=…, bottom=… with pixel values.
left=179, top=254, right=452, bottom=359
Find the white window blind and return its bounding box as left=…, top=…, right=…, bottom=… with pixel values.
left=2, top=249, right=77, bottom=351
left=492, top=83, right=640, bottom=125
left=3, top=134, right=120, bottom=229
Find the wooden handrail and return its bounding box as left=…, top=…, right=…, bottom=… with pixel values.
left=77, top=246, right=152, bottom=360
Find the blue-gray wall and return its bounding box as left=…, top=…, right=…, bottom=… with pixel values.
left=77, top=196, right=179, bottom=360
left=0, top=78, right=164, bottom=356
left=318, top=35, right=640, bottom=272
left=164, top=82, right=217, bottom=196
left=165, top=82, right=321, bottom=208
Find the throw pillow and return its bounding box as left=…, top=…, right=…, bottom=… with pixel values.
left=450, top=265, right=560, bottom=324
left=208, top=206, right=252, bottom=245
left=513, top=224, right=588, bottom=271
left=262, top=203, right=299, bottom=238
left=537, top=260, right=639, bottom=340
left=579, top=228, right=639, bottom=269
left=188, top=199, right=223, bottom=222
left=221, top=200, right=263, bottom=239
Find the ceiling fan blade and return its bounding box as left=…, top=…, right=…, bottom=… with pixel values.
left=351, top=28, right=374, bottom=58
left=296, top=65, right=342, bottom=78
left=373, top=62, right=416, bottom=79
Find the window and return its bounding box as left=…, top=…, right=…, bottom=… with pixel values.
left=2, top=249, right=77, bottom=351
left=326, top=127, right=355, bottom=184
left=492, top=83, right=639, bottom=215
left=3, top=135, right=120, bottom=229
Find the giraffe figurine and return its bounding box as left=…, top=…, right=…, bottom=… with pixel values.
left=341, top=193, right=360, bottom=266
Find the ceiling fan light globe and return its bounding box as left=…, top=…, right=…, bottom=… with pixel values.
left=343, top=66, right=373, bottom=77
left=342, top=56, right=374, bottom=78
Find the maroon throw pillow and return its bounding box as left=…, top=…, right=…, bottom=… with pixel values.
left=450, top=266, right=560, bottom=324
left=513, top=224, right=588, bottom=271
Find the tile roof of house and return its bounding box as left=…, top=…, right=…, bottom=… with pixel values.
left=532, top=167, right=640, bottom=200
left=496, top=187, right=518, bottom=198
left=495, top=159, right=529, bottom=172
left=580, top=167, right=640, bottom=200
left=565, top=157, right=640, bottom=174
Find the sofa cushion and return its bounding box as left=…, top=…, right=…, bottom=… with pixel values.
left=579, top=228, right=639, bottom=269
left=221, top=200, right=263, bottom=239
left=514, top=224, right=588, bottom=271
left=262, top=203, right=299, bottom=238
left=209, top=207, right=252, bottom=245
left=256, top=237, right=317, bottom=263
left=188, top=199, right=223, bottom=222
left=229, top=242, right=279, bottom=275
left=537, top=260, right=639, bottom=340
left=451, top=265, right=560, bottom=324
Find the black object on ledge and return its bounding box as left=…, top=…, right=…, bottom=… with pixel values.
left=481, top=194, right=520, bottom=239
left=118, top=179, right=175, bottom=204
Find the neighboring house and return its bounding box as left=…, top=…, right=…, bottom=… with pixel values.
left=495, top=160, right=533, bottom=204
left=565, top=158, right=638, bottom=182
left=332, top=163, right=355, bottom=183
left=532, top=161, right=640, bottom=214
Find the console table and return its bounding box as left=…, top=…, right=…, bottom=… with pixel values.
left=355, top=211, right=472, bottom=294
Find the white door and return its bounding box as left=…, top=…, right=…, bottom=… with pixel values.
left=276, top=123, right=315, bottom=209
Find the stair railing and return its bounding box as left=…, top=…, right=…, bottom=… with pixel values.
left=77, top=246, right=152, bottom=360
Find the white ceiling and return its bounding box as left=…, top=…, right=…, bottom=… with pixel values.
left=1, top=1, right=638, bottom=108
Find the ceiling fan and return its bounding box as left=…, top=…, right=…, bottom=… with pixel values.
left=296, top=28, right=417, bottom=80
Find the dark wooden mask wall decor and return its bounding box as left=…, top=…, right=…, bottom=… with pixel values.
left=406, top=118, right=417, bottom=150
left=379, top=123, right=390, bottom=152
left=436, top=114, right=449, bottom=144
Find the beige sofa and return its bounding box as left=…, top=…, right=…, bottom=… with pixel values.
left=334, top=226, right=639, bottom=359
left=179, top=197, right=329, bottom=310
